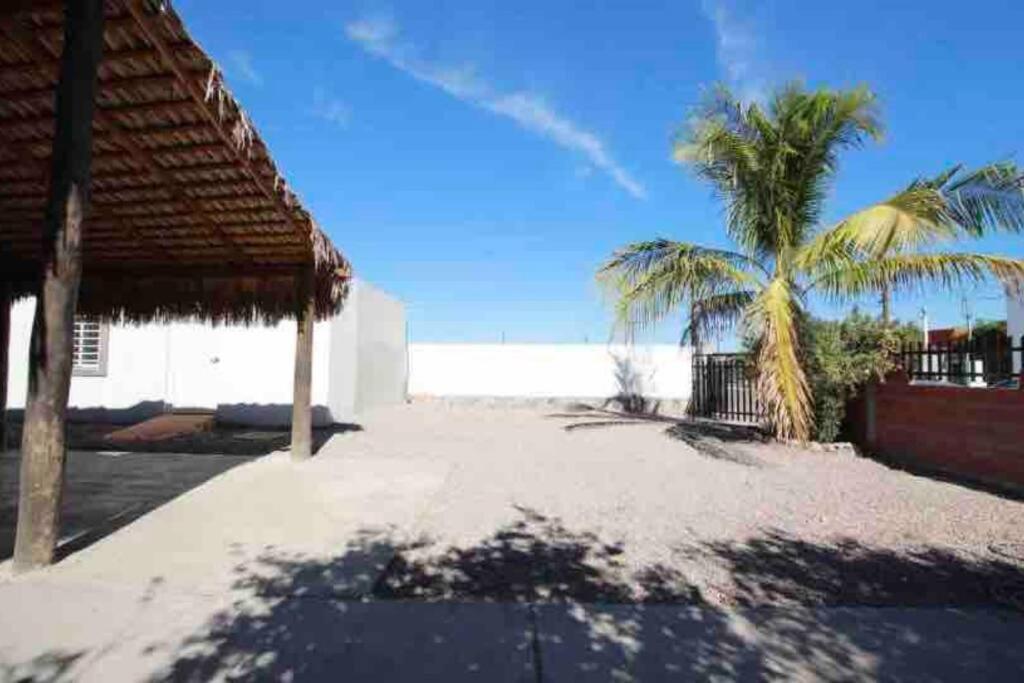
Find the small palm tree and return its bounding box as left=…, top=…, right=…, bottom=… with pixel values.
left=600, top=84, right=1024, bottom=440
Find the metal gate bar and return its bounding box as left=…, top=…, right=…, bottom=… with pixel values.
left=691, top=353, right=763, bottom=424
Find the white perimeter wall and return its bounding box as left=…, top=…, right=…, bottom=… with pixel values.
left=408, top=344, right=692, bottom=401
left=1010, top=291, right=1024, bottom=372
left=5, top=280, right=407, bottom=426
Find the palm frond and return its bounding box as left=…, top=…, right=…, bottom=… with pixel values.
left=927, top=162, right=1024, bottom=236
left=674, top=83, right=883, bottom=259
left=814, top=252, right=1024, bottom=299
left=797, top=186, right=958, bottom=271
left=786, top=84, right=883, bottom=148
left=747, top=278, right=812, bottom=441
left=781, top=85, right=882, bottom=251
left=597, top=240, right=761, bottom=334
left=674, top=95, right=767, bottom=257
left=685, top=290, right=757, bottom=346
left=809, top=162, right=1024, bottom=264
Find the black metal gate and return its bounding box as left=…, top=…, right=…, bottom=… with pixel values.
left=691, top=353, right=763, bottom=423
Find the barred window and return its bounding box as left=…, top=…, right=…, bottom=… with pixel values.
left=72, top=318, right=108, bottom=376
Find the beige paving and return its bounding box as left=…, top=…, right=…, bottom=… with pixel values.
left=1, top=449, right=255, bottom=562
left=31, top=450, right=451, bottom=595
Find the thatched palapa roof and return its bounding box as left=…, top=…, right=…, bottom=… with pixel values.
left=0, top=0, right=350, bottom=323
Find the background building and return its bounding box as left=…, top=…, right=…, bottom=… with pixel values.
left=5, top=280, right=407, bottom=427
left=1010, top=289, right=1024, bottom=373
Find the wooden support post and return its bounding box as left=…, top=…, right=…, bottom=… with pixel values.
left=290, top=266, right=315, bottom=461
left=0, top=283, right=10, bottom=453
left=13, top=0, right=105, bottom=572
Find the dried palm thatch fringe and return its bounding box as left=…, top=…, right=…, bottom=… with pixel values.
left=74, top=269, right=350, bottom=326
left=0, top=0, right=351, bottom=323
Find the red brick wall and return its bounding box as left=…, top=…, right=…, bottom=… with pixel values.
left=848, top=377, right=1024, bottom=493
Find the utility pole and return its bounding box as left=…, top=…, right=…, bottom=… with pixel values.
left=961, top=296, right=974, bottom=344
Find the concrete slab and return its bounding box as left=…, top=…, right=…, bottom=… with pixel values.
left=0, top=580, right=534, bottom=683
left=535, top=603, right=1024, bottom=681
left=23, top=452, right=451, bottom=598
left=5, top=581, right=1022, bottom=683
left=0, top=579, right=141, bottom=681
left=325, top=602, right=534, bottom=683
left=0, top=450, right=254, bottom=562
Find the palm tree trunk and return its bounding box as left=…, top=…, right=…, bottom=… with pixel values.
left=13, top=0, right=105, bottom=572
left=690, top=303, right=704, bottom=354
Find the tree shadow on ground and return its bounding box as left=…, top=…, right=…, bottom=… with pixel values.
left=375, top=506, right=699, bottom=604
left=700, top=530, right=1024, bottom=610
left=127, top=509, right=1024, bottom=681
left=0, top=652, right=86, bottom=683
left=663, top=421, right=768, bottom=467
left=548, top=405, right=681, bottom=426
left=551, top=405, right=768, bottom=467
left=602, top=354, right=661, bottom=415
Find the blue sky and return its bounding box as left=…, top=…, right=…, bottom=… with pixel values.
left=176, top=0, right=1024, bottom=343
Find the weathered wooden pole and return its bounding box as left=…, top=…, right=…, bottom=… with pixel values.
left=290, top=266, right=315, bottom=461
left=0, top=283, right=10, bottom=453
left=13, top=0, right=105, bottom=572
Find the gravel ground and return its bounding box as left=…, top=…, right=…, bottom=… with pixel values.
left=6, top=401, right=1021, bottom=610
left=342, top=401, right=1024, bottom=608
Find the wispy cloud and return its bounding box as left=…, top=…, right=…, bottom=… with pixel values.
left=700, top=0, right=767, bottom=102
left=311, top=87, right=352, bottom=127
left=227, top=50, right=263, bottom=87
left=345, top=16, right=646, bottom=199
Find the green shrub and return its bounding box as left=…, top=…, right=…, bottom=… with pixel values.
left=800, top=311, right=917, bottom=442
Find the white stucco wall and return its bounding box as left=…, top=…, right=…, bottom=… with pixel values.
left=8, top=299, right=171, bottom=423
left=326, top=289, right=360, bottom=424
left=355, top=282, right=408, bottom=414
left=408, top=344, right=692, bottom=401
left=1009, top=290, right=1024, bottom=373
left=181, top=319, right=333, bottom=427
left=325, top=280, right=408, bottom=423
left=4, top=279, right=407, bottom=426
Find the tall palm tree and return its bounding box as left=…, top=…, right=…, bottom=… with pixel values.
left=600, top=84, right=1024, bottom=440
